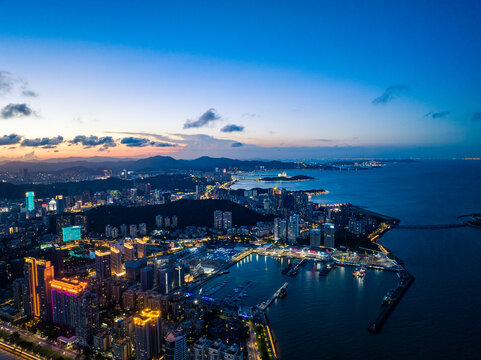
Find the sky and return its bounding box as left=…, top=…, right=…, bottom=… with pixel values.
left=0, top=0, right=480, bottom=161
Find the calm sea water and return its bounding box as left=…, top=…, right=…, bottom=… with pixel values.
left=227, top=160, right=481, bottom=359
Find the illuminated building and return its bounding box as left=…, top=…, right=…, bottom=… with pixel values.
left=174, top=265, right=184, bottom=289
left=24, top=258, right=54, bottom=321
left=50, top=278, right=99, bottom=344
left=193, top=336, right=243, bottom=360
left=155, top=215, right=163, bottom=228
left=134, top=309, right=162, bottom=360
left=113, top=338, right=131, bottom=360
left=136, top=238, right=147, bottom=258
left=123, top=243, right=136, bottom=262
left=25, top=191, right=35, bottom=212
left=129, top=224, right=138, bottom=238
left=55, top=195, right=65, bottom=214
left=214, top=210, right=223, bottom=230
left=309, top=228, right=321, bottom=247
left=274, top=218, right=287, bottom=241
left=139, top=223, right=147, bottom=236
left=323, top=223, right=335, bottom=248
left=158, top=268, right=175, bottom=295
left=164, top=330, right=187, bottom=360
left=62, top=225, right=81, bottom=242
left=110, top=247, right=122, bottom=275
left=223, top=211, right=232, bottom=231
left=95, top=250, right=111, bottom=280
left=288, top=214, right=299, bottom=243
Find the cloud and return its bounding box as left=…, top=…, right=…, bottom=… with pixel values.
left=183, top=108, right=221, bottom=129
left=0, top=133, right=21, bottom=145
left=221, top=124, right=245, bottom=133
left=1, top=103, right=35, bottom=119
left=424, top=110, right=450, bottom=119
left=0, top=71, right=15, bottom=95
left=372, top=85, right=409, bottom=105
left=71, top=135, right=116, bottom=148
left=22, top=90, right=38, bottom=97
left=21, top=136, right=64, bottom=148
left=472, top=112, right=481, bottom=121
left=120, top=136, right=176, bottom=147
left=241, top=113, right=257, bottom=118
left=120, top=137, right=151, bottom=147
left=231, top=142, right=244, bottom=147
left=313, top=138, right=333, bottom=142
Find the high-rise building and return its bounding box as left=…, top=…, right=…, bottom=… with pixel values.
left=24, top=258, right=54, bottom=321
left=123, top=243, right=136, bottom=262
left=171, top=216, right=178, bottom=228
left=174, top=265, right=184, bottom=289
left=134, top=309, right=163, bottom=360
left=113, top=338, right=131, bottom=360
left=158, top=268, right=175, bottom=295
left=288, top=214, right=299, bottom=243
left=323, top=223, right=335, bottom=248
left=140, top=266, right=154, bottom=291
left=120, top=224, right=128, bottom=237
left=164, top=330, right=187, bottom=360
left=55, top=195, right=65, bottom=214
left=110, top=247, right=122, bottom=275
left=25, top=191, right=35, bottom=212
left=139, top=223, right=147, bottom=236
left=274, top=218, right=287, bottom=241
left=129, top=224, right=138, bottom=238
left=136, top=239, right=147, bottom=258
left=50, top=278, right=99, bottom=344
left=13, top=278, right=25, bottom=311
left=223, top=211, right=232, bottom=231
left=155, top=215, right=163, bottom=228
left=214, top=210, right=223, bottom=230
left=309, top=228, right=322, bottom=247
left=95, top=250, right=111, bottom=280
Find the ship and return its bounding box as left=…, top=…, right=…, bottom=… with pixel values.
left=319, top=264, right=331, bottom=277
left=352, top=266, right=366, bottom=278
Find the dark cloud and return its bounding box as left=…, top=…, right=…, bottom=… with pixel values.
left=120, top=137, right=151, bottom=147
left=472, top=112, right=481, bottom=121
left=183, top=108, right=221, bottom=129
left=21, top=136, right=63, bottom=148
left=0, top=133, right=21, bottom=145
left=151, top=141, right=176, bottom=147
left=1, top=103, right=34, bottom=119
left=231, top=142, right=244, bottom=147
left=221, top=124, right=245, bottom=133
left=71, top=135, right=116, bottom=148
left=424, top=110, right=450, bottom=119
left=120, top=137, right=176, bottom=147
left=372, top=85, right=409, bottom=105
left=22, top=90, right=38, bottom=97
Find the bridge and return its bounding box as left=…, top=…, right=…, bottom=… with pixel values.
left=394, top=223, right=467, bottom=229
left=258, top=282, right=288, bottom=311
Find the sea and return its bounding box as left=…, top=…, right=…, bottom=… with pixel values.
left=221, top=159, right=481, bottom=359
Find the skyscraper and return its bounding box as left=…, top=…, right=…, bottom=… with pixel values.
left=50, top=278, right=98, bottom=344
left=110, top=247, right=122, bottom=275
left=223, top=211, right=232, bottom=231
left=274, top=218, right=287, bottom=241
left=288, top=214, right=300, bottom=243
left=140, top=266, right=154, bottom=291
left=123, top=243, right=136, bottom=262
left=134, top=309, right=163, bottom=360
left=214, top=210, right=223, bottom=230
left=24, top=258, right=54, bottom=321
left=55, top=195, right=65, bottom=214
left=309, top=228, right=321, bottom=247
left=95, top=250, right=111, bottom=280
left=323, top=223, right=335, bottom=248
left=25, top=191, right=35, bottom=212
left=164, top=330, right=187, bottom=360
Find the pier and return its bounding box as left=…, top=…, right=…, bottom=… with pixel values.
left=287, top=258, right=305, bottom=275
left=258, top=282, right=288, bottom=311
left=368, top=271, right=415, bottom=333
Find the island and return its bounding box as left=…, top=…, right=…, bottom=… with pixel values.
left=258, top=172, right=315, bottom=182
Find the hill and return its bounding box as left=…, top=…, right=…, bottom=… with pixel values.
left=84, top=199, right=274, bottom=233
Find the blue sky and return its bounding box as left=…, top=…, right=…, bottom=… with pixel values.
left=0, top=0, right=480, bottom=160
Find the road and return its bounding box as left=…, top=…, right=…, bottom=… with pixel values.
left=0, top=322, right=79, bottom=359
left=247, top=322, right=260, bottom=360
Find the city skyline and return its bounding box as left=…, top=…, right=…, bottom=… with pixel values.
left=1, top=1, right=481, bottom=161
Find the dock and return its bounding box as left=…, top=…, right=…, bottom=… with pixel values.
left=368, top=271, right=415, bottom=333
left=287, top=258, right=305, bottom=275
left=258, top=282, right=288, bottom=311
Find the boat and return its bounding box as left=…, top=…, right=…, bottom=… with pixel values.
left=352, top=266, right=366, bottom=278
left=319, top=265, right=331, bottom=277
left=278, top=287, right=288, bottom=298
